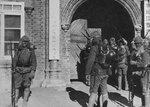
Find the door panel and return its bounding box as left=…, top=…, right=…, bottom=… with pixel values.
left=69, top=19, right=101, bottom=80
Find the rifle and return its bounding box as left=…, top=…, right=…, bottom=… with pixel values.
left=10, top=41, right=16, bottom=107
left=76, top=44, right=82, bottom=51
left=81, top=32, right=90, bottom=41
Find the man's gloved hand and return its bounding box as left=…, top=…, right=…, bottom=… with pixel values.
left=29, top=70, right=35, bottom=79
left=85, top=75, right=90, bottom=86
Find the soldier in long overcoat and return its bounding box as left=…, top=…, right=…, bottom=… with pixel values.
left=13, top=35, right=37, bottom=107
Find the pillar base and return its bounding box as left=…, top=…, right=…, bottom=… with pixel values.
left=41, top=60, right=67, bottom=91
left=42, top=77, right=67, bottom=91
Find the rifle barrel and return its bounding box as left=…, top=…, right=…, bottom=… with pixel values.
left=10, top=41, right=16, bottom=107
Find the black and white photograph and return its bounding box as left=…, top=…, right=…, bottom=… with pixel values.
left=0, top=0, right=150, bottom=107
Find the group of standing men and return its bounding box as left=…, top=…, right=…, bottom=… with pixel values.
left=10, top=29, right=150, bottom=107
left=84, top=28, right=150, bottom=107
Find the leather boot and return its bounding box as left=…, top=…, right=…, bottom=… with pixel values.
left=22, top=88, right=30, bottom=107
left=118, top=76, right=122, bottom=91
left=124, top=75, right=129, bottom=91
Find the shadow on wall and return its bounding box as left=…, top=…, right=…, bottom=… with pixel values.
left=66, top=87, right=89, bottom=107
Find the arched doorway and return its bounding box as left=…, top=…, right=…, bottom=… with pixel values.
left=71, top=0, right=135, bottom=43
left=62, top=0, right=141, bottom=37
left=62, top=0, right=141, bottom=80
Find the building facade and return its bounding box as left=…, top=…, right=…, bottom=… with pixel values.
left=0, top=0, right=143, bottom=92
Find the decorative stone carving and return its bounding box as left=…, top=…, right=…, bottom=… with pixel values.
left=135, top=24, right=142, bottom=37
left=24, top=0, right=35, bottom=15
left=61, top=24, right=70, bottom=32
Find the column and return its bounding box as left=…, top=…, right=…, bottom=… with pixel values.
left=41, top=0, right=66, bottom=90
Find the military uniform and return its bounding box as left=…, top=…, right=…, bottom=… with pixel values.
left=116, top=39, right=129, bottom=91
left=109, top=37, right=118, bottom=71
left=13, top=36, right=37, bottom=107
left=130, top=36, right=150, bottom=107
left=85, top=38, right=111, bottom=107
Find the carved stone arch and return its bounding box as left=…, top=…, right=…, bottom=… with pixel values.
left=62, top=0, right=142, bottom=26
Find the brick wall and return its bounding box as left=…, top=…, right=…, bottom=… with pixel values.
left=0, top=0, right=46, bottom=88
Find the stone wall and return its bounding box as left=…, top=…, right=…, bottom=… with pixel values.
left=29, top=0, right=46, bottom=87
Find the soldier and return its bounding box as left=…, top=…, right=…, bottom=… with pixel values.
left=130, top=36, right=150, bottom=107
left=109, top=37, right=118, bottom=70
left=85, top=37, right=111, bottom=107
left=109, top=37, right=118, bottom=52
left=116, top=39, right=129, bottom=91
left=13, top=35, right=37, bottom=107
left=108, top=37, right=118, bottom=87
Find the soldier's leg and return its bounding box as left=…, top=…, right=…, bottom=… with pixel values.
left=15, top=88, right=19, bottom=104
left=88, top=93, right=98, bottom=107
left=117, top=68, right=122, bottom=91
left=123, top=66, right=128, bottom=91
left=88, top=75, right=100, bottom=107
left=100, top=76, right=108, bottom=107
left=124, top=75, right=129, bottom=90
left=144, top=91, right=150, bottom=107
left=102, top=94, right=108, bottom=107
left=14, top=72, right=22, bottom=104
left=22, top=73, right=32, bottom=107
left=141, top=75, right=148, bottom=107
left=22, top=87, right=30, bottom=107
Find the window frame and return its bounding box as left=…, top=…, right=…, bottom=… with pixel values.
left=0, top=1, right=25, bottom=60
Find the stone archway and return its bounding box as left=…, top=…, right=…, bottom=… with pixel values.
left=61, top=0, right=142, bottom=80
left=62, top=0, right=141, bottom=27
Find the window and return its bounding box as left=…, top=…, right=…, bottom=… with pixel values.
left=5, top=15, right=21, bottom=55
left=0, top=1, right=24, bottom=58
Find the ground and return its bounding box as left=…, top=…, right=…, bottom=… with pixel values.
left=0, top=81, right=143, bottom=107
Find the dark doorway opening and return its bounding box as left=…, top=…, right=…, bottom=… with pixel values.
left=70, top=0, right=135, bottom=83
left=71, top=0, right=135, bottom=44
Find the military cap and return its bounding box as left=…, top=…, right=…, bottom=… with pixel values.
left=20, top=35, right=30, bottom=42
left=133, top=36, right=143, bottom=44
